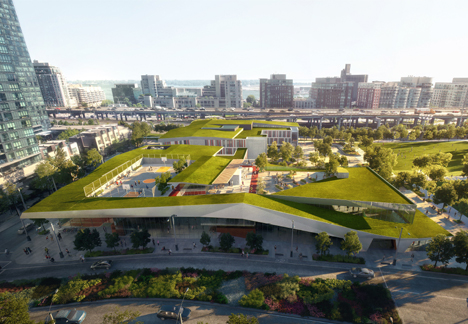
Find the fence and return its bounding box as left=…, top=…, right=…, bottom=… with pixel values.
left=83, top=153, right=190, bottom=197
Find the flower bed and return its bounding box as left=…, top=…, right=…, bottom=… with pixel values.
left=201, top=246, right=269, bottom=255
left=421, top=264, right=468, bottom=276
left=84, top=247, right=154, bottom=257
left=313, top=254, right=366, bottom=264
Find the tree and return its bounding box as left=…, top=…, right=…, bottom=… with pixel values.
left=173, top=157, right=187, bottom=173
left=427, top=164, right=447, bottom=181
left=227, top=313, right=259, bottom=324
left=338, top=155, right=348, bottom=167
left=309, top=152, right=321, bottom=167
left=246, top=232, right=263, bottom=251
left=238, top=289, right=264, bottom=309
left=219, top=232, right=235, bottom=251
left=413, top=155, right=432, bottom=169
left=315, top=232, right=332, bottom=256
left=454, top=198, right=468, bottom=221
left=453, top=180, right=468, bottom=200
left=131, top=121, right=152, bottom=147
left=462, top=164, right=468, bottom=178
left=105, top=233, right=120, bottom=251
left=255, top=153, right=267, bottom=172
left=130, top=229, right=151, bottom=249
left=0, top=293, right=36, bottom=324
left=324, top=156, right=339, bottom=176
left=256, top=177, right=266, bottom=194
left=453, top=231, right=468, bottom=271
left=364, top=146, right=398, bottom=179
left=433, top=182, right=457, bottom=209
left=87, top=118, right=95, bottom=125
left=32, top=218, right=49, bottom=229
left=409, top=172, right=427, bottom=189
left=426, top=234, right=454, bottom=267
left=86, top=148, right=102, bottom=168
left=314, top=140, right=332, bottom=157
left=293, top=146, right=303, bottom=161
left=73, top=228, right=102, bottom=253
left=431, top=152, right=452, bottom=167
left=82, top=102, right=89, bottom=108
left=267, top=141, right=279, bottom=162
left=101, top=307, right=142, bottom=324
left=57, top=128, right=81, bottom=141
left=279, top=142, right=294, bottom=162
left=360, top=135, right=373, bottom=148
left=246, top=95, right=256, bottom=105
left=101, top=99, right=114, bottom=107
left=341, top=231, right=362, bottom=256
left=200, top=231, right=211, bottom=247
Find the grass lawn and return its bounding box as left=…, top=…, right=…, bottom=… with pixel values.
left=171, top=156, right=231, bottom=184
left=160, top=119, right=298, bottom=139
left=235, top=127, right=289, bottom=139
left=274, top=167, right=411, bottom=204
left=374, top=141, right=468, bottom=175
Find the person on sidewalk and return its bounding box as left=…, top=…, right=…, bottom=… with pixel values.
left=246, top=252, right=249, bottom=259
left=23, top=248, right=28, bottom=255
left=168, top=249, right=172, bottom=255
left=66, top=249, right=70, bottom=256
left=241, top=250, right=244, bottom=258
left=27, top=247, right=31, bottom=254
left=152, top=239, right=155, bottom=246
left=193, top=242, right=196, bottom=248
left=157, top=240, right=159, bottom=246
left=50, top=236, right=54, bottom=242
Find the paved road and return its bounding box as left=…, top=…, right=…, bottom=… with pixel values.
left=30, top=299, right=331, bottom=324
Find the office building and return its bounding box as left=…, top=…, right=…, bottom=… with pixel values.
left=400, top=76, right=433, bottom=108
left=112, top=84, right=140, bottom=105
left=33, top=61, right=75, bottom=108
left=140, top=75, right=160, bottom=98
left=0, top=0, right=50, bottom=175
left=68, top=84, right=106, bottom=108
left=200, top=75, right=243, bottom=108
left=293, top=97, right=315, bottom=109
left=356, top=82, right=382, bottom=109
left=431, top=78, right=468, bottom=108
left=259, top=74, right=294, bottom=108
left=310, top=64, right=367, bottom=108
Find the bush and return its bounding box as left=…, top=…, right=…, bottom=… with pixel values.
left=32, top=277, right=62, bottom=299
left=297, top=281, right=334, bottom=304
left=98, top=276, right=133, bottom=298
left=239, top=289, right=265, bottom=309
left=53, top=277, right=101, bottom=304
left=214, top=292, right=229, bottom=304
left=313, top=254, right=365, bottom=264
left=421, top=264, right=468, bottom=276
left=276, top=275, right=300, bottom=299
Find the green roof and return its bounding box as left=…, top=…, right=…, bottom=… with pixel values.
left=235, top=127, right=289, bottom=139
left=274, top=168, right=411, bottom=205
left=171, top=156, right=231, bottom=184
left=374, top=141, right=468, bottom=176
left=160, top=119, right=298, bottom=139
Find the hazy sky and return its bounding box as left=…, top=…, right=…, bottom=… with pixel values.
left=14, top=0, right=468, bottom=82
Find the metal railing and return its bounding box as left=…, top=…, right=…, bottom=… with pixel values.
left=83, top=153, right=190, bottom=197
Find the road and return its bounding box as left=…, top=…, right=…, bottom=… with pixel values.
left=3, top=253, right=468, bottom=323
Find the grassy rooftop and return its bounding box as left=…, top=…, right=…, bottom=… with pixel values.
left=171, top=156, right=231, bottom=185
left=374, top=141, right=468, bottom=175
left=274, top=167, right=411, bottom=205
left=160, top=119, right=298, bottom=139
left=235, top=127, right=289, bottom=139
left=25, top=192, right=448, bottom=239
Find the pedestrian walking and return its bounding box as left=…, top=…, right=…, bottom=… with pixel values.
left=46, top=236, right=48, bottom=241
left=193, top=242, right=196, bottom=248
left=426, top=210, right=428, bottom=215
left=66, top=248, right=70, bottom=256
left=157, top=240, right=160, bottom=246
left=27, top=247, right=32, bottom=253
left=241, top=250, right=245, bottom=258
left=246, top=252, right=249, bottom=259
left=411, top=253, right=415, bottom=262
left=296, top=246, right=298, bottom=252
left=45, top=247, right=49, bottom=254
left=50, top=235, right=54, bottom=242
left=152, top=239, right=155, bottom=246
left=58, top=233, right=62, bottom=240
left=274, top=245, right=277, bottom=252
left=168, top=249, right=172, bottom=255
left=23, top=248, right=28, bottom=255
left=138, top=180, right=140, bottom=185
left=124, top=240, right=127, bottom=247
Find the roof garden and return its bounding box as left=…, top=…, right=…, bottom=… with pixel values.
left=274, top=168, right=411, bottom=205
left=171, top=156, right=232, bottom=185
left=160, top=119, right=299, bottom=139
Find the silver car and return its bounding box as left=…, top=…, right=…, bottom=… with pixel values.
left=349, top=267, right=375, bottom=279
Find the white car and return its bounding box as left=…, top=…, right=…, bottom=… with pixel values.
left=18, top=223, right=34, bottom=234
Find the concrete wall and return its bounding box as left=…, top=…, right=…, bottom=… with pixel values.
left=245, top=137, right=267, bottom=159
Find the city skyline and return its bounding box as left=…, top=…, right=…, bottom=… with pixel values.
left=14, top=0, right=468, bottom=82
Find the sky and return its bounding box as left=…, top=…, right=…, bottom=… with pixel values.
left=14, top=0, right=468, bottom=83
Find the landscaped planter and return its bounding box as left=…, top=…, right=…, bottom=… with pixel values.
left=312, top=254, right=365, bottom=264
left=421, top=264, right=468, bottom=276
left=84, top=247, right=154, bottom=258
left=201, top=246, right=269, bottom=255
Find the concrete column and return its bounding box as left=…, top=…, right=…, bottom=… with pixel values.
left=376, top=118, right=381, bottom=128
left=125, top=115, right=128, bottom=121
left=337, top=117, right=342, bottom=129
left=396, top=118, right=401, bottom=126
left=53, top=113, right=56, bottom=119
left=120, top=113, right=123, bottom=121
left=430, top=117, right=435, bottom=125
left=413, top=117, right=419, bottom=126
left=444, top=118, right=452, bottom=125
left=365, top=118, right=369, bottom=127
left=319, top=117, right=323, bottom=130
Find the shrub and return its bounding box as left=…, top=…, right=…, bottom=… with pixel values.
left=219, top=233, right=235, bottom=251
left=306, top=304, right=326, bottom=318
left=276, top=275, right=300, bottom=299
left=259, top=284, right=282, bottom=299
left=53, top=277, right=101, bottom=304
left=239, top=289, right=265, bottom=309
left=297, top=281, right=334, bottom=304
left=330, top=304, right=342, bottom=321
left=98, top=276, right=133, bottom=298
left=214, top=292, right=229, bottom=304
left=313, top=254, right=365, bottom=264
left=32, top=277, right=62, bottom=299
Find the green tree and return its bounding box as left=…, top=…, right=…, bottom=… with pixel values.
left=87, top=119, right=95, bottom=125
left=409, top=172, right=427, bottom=189
left=246, top=95, right=256, bottom=105
left=131, top=121, right=152, bottom=147
left=238, top=289, right=264, bottom=309
left=0, top=293, right=36, bottom=324
left=227, top=313, right=259, bottom=324
left=73, top=228, right=102, bottom=253
left=338, top=155, right=348, bottom=167
left=463, top=163, right=468, bottom=178
left=314, top=140, right=332, bottom=157
left=173, top=157, right=187, bottom=173
left=434, top=182, right=457, bottom=209
left=364, top=146, right=398, bottom=179
left=431, top=152, right=452, bottom=167
left=280, top=142, right=294, bottom=162
left=267, top=141, right=279, bottom=162
left=219, top=232, right=235, bottom=251
left=255, top=153, right=267, bottom=172
left=453, top=231, right=468, bottom=271
left=309, top=152, right=321, bottom=167
left=200, top=231, right=211, bottom=247
left=360, top=135, right=373, bottom=148
left=427, top=164, right=447, bottom=181
left=130, top=229, right=151, bottom=249
left=86, top=148, right=103, bottom=168
left=101, top=307, right=142, bottom=324
left=454, top=198, right=468, bottom=221
left=57, top=127, right=81, bottom=141
left=325, top=156, right=339, bottom=176
left=246, top=232, right=263, bottom=251
left=101, top=99, right=113, bottom=107
left=105, top=233, right=120, bottom=251
left=315, top=232, right=332, bottom=255
left=32, top=218, right=49, bottom=229
left=341, top=231, right=362, bottom=256
left=413, top=155, right=432, bottom=169
left=82, top=102, right=89, bottom=108
left=293, top=145, right=304, bottom=161
left=426, top=234, right=454, bottom=267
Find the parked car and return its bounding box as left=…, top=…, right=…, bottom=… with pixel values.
left=90, top=260, right=113, bottom=270
left=45, top=310, right=87, bottom=324
left=349, top=267, right=375, bottom=279
left=288, top=108, right=293, bottom=111
left=157, top=305, right=191, bottom=321
left=17, top=222, right=34, bottom=234
left=268, top=109, right=275, bottom=112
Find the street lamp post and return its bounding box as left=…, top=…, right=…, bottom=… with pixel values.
left=290, top=220, right=294, bottom=258
left=50, top=223, right=64, bottom=258
left=171, top=214, right=178, bottom=251
left=17, top=189, right=31, bottom=241
left=177, top=287, right=189, bottom=324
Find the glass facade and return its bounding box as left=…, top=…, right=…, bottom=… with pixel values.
left=0, top=0, right=49, bottom=169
